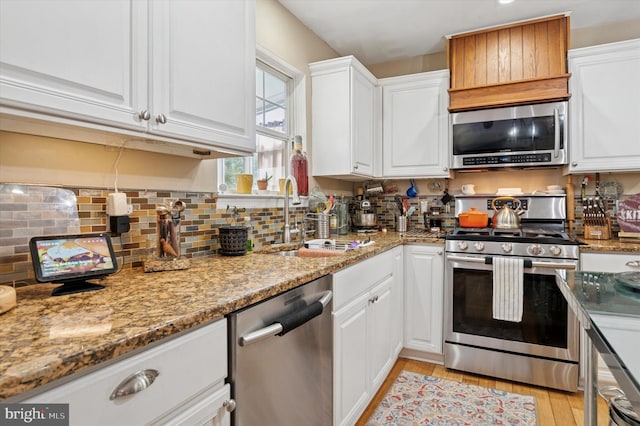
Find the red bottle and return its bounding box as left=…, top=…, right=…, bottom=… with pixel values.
left=290, top=136, right=308, bottom=196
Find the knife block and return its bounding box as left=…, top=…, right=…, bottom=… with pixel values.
left=583, top=216, right=612, bottom=240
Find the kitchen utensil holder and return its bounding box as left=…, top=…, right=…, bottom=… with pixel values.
left=397, top=216, right=407, bottom=233
left=219, top=226, right=248, bottom=255
left=306, top=213, right=331, bottom=239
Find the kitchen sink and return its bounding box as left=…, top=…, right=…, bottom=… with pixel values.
left=273, top=250, right=300, bottom=257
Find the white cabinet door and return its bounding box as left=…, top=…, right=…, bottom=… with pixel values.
left=310, top=56, right=380, bottom=179
left=391, top=246, right=404, bottom=357
left=332, top=249, right=397, bottom=426
left=404, top=244, right=445, bottom=354
left=154, top=383, right=232, bottom=426
left=381, top=70, right=450, bottom=178
left=149, top=0, right=255, bottom=152
left=0, top=0, right=147, bottom=130
left=0, top=0, right=255, bottom=156
left=568, top=39, right=640, bottom=173
left=333, top=293, right=369, bottom=426
left=368, top=276, right=394, bottom=393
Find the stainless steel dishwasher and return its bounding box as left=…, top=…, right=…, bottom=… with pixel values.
left=228, top=275, right=333, bottom=426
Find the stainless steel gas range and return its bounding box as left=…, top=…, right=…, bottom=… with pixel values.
left=444, top=194, right=581, bottom=392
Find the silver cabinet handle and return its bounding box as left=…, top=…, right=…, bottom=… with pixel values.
left=110, top=369, right=159, bottom=400
left=223, top=399, right=236, bottom=412
left=437, top=251, right=443, bottom=255
left=572, top=162, right=578, bottom=167
left=626, top=260, right=640, bottom=267
left=156, top=113, right=167, bottom=124
left=353, top=164, right=359, bottom=170
left=443, top=167, right=448, bottom=172
left=138, top=110, right=151, bottom=121
left=239, top=291, right=332, bottom=346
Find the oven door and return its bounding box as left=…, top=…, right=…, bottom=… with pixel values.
left=445, top=253, right=579, bottom=362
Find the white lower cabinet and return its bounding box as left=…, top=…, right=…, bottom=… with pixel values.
left=333, top=249, right=397, bottom=426
left=24, top=319, right=231, bottom=426
left=403, top=244, right=445, bottom=358
left=391, top=246, right=404, bottom=357
left=578, top=251, right=640, bottom=387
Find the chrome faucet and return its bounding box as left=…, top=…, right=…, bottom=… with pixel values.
left=283, top=175, right=301, bottom=243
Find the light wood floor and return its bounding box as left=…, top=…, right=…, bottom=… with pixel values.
left=356, top=358, right=610, bottom=426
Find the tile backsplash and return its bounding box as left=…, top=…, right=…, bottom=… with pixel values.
left=0, top=184, right=306, bottom=286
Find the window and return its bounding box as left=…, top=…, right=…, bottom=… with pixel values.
left=219, top=49, right=304, bottom=194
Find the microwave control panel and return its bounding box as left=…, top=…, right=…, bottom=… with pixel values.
left=463, top=153, right=552, bottom=166
left=487, top=199, right=528, bottom=211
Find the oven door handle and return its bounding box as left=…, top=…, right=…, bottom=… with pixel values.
left=239, top=290, right=332, bottom=347
left=447, top=254, right=577, bottom=270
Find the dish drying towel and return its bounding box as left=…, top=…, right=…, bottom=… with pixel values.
left=492, top=257, right=524, bottom=322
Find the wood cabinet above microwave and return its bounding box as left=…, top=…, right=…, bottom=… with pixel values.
left=446, top=14, right=571, bottom=112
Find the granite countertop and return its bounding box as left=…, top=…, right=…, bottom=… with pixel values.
left=1, top=228, right=634, bottom=401
left=0, top=232, right=443, bottom=401
left=577, top=238, right=640, bottom=253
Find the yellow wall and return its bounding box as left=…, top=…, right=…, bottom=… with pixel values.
left=255, top=0, right=352, bottom=195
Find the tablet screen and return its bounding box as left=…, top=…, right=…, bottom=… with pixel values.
left=30, top=234, right=118, bottom=283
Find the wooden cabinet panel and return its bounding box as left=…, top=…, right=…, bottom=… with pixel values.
left=448, top=15, right=570, bottom=111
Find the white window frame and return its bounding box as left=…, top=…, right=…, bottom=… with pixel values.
left=217, top=46, right=306, bottom=205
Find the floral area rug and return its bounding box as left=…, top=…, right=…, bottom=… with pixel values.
left=367, top=371, right=537, bottom=425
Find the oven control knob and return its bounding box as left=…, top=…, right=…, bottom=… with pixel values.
left=457, top=241, right=468, bottom=250
left=474, top=242, right=485, bottom=251
left=501, top=243, right=513, bottom=253
left=528, top=244, right=544, bottom=256
left=549, top=246, right=562, bottom=256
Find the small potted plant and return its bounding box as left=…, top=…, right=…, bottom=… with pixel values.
left=256, top=172, right=272, bottom=191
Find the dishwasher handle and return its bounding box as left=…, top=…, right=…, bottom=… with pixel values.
left=239, top=290, right=332, bottom=347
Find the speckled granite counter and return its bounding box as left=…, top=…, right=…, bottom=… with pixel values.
left=578, top=238, right=640, bottom=253
left=0, top=232, right=443, bottom=401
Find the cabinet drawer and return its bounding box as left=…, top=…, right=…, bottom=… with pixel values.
left=333, top=250, right=393, bottom=310
left=580, top=252, right=640, bottom=273
left=26, top=319, right=227, bottom=426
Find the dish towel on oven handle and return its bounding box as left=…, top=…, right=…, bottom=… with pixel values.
left=492, top=256, right=524, bottom=322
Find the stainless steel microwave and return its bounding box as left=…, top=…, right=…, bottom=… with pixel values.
left=450, top=101, right=568, bottom=169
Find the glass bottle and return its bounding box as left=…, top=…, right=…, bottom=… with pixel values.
left=290, top=136, right=308, bottom=196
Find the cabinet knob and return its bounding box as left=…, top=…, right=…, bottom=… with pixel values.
left=443, top=167, right=448, bottom=172
left=109, top=369, right=159, bottom=400
left=138, top=110, right=151, bottom=121
left=437, top=251, right=443, bottom=255
left=626, top=260, right=640, bottom=267
left=353, top=164, right=359, bottom=170
left=223, top=399, right=237, bottom=412
left=571, top=162, right=578, bottom=167
left=156, top=113, right=167, bottom=124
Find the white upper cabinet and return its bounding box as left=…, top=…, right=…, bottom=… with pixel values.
left=380, top=70, right=451, bottom=178
left=0, top=0, right=147, bottom=130
left=148, top=0, right=255, bottom=152
left=568, top=39, right=640, bottom=173
left=0, top=0, right=255, bottom=156
left=310, top=56, right=380, bottom=179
